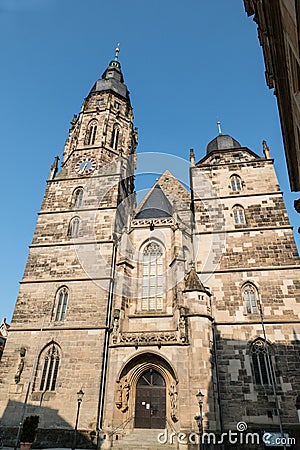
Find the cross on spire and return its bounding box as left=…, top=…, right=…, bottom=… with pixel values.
left=114, top=43, right=120, bottom=61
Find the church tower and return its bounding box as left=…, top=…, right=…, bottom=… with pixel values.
left=0, top=48, right=137, bottom=446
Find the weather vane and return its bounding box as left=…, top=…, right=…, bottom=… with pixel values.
left=114, top=43, right=120, bottom=61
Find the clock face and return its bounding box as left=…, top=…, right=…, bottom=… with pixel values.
left=75, top=157, right=97, bottom=175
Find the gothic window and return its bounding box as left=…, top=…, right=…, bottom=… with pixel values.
left=68, top=217, right=80, bottom=238
left=230, top=174, right=242, bottom=192
left=243, top=283, right=258, bottom=314
left=111, top=125, right=120, bottom=150
left=85, top=120, right=97, bottom=146
left=39, top=344, right=60, bottom=391
left=73, top=188, right=83, bottom=208
left=54, top=287, right=69, bottom=321
left=114, top=101, right=121, bottom=109
left=142, top=242, right=163, bottom=311
left=232, top=205, right=246, bottom=225
left=251, top=339, right=275, bottom=386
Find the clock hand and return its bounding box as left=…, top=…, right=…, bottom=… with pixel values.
left=81, top=162, right=88, bottom=172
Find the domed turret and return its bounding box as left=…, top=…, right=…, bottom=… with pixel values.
left=206, top=134, right=241, bottom=154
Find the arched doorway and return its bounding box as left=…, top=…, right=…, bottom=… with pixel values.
left=134, top=368, right=166, bottom=429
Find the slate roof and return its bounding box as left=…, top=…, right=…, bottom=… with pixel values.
left=206, top=134, right=241, bottom=154
left=135, top=185, right=173, bottom=219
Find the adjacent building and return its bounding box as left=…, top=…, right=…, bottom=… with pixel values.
left=244, top=0, right=300, bottom=196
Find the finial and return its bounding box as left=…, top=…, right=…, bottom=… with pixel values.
left=190, top=148, right=195, bottom=166
left=114, top=43, right=120, bottom=61
left=217, top=120, right=222, bottom=135
left=262, top=140, right=271, bottom=159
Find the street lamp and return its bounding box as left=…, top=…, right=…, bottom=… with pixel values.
left=72, top=388, right=84, bottom=450
left=194, top=390, right=204, bottom=450
left=296, top=394, right=300, bottom=422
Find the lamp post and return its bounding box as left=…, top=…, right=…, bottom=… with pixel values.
left=296, top=394, right=300, bottom=422
left=72, top=388, right=84, bottom=450
left=194, top=390, right=204, bottom=450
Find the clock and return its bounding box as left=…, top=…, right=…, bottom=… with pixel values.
left=75, top=157, right=97, bottom=175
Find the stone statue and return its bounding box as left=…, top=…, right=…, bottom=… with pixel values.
left=112, top=316, right=119, bottom=344
left=179, top=316, right=186, bottom=342
left=15, top=347, right=26, bottom=384
left=169, top=384, right=178, bottom=422
left=121, top=378, right=130, bottom=412
left=116, top=382, right=122, bottom=409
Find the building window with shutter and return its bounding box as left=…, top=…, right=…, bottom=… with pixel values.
left=73, top=188, right=83, bottom=208
left=68, top=217, right=80, bottom=238
left=54, top=287, right=69, bottom=321
left=232, top=205, right=246, bottom=225
left=111, top=125, right=120, bottom=150
left=85, top=120, right=98, bottom=146
left=230, top=174, right=242, bottom=192
left=243, top=283, right=258, bottom=314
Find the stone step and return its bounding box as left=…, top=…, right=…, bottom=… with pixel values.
left=111, top=428, right=179, bottom=449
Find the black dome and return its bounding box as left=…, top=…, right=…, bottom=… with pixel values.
left=206, top=134, right=241, bottom=154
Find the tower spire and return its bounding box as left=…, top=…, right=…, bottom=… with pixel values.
left=114, top=43, right=120, bottom=61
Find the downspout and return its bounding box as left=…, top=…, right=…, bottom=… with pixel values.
left=97, top=233, right=118, bottom=436
left=210, top=295, right=224, bottom=437
left=258, top=294, right=286, bottom=450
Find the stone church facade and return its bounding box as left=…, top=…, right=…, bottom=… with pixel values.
left=0, top=52, right=300, bottom=449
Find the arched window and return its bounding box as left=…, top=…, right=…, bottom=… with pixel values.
left=39, top=344, right=60, bottom=391
left=232, top=205, right=246, bottom=225
left=230, top=174, right=242, bottom=192
left=54, top=287, right=69, bottom=321
left=243, top=283, right=258, bottom=314
left=73, top=188, right=83, bottom=208
left=111, top=125, right=120, bottom=150
left=85, top=120, right=97, bottom=146
left=251, top=339, right=275, bottom=386
left=142, top=242, right=163, bottom=311
left=68, top=217, right=80, bottom=238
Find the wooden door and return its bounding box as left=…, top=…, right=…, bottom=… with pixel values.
left=134, top=369, right=166, bottom=429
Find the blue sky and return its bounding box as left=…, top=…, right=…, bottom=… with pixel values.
left=0, top=0, right=299, bottom=322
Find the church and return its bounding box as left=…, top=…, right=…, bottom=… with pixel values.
left=0, top=48, right=300, bottom=449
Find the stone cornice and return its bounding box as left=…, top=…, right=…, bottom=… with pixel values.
left=200, top=265, right=300, bottom=274
left=194, top=225, right=293, bottom=235
left=20, top=276, right=112, bottom=284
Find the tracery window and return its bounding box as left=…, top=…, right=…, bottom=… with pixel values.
left=73, top=188, right=83, bottom=208
left=54, top=287, right=69, bottom=321
left=251, top=339, right=275, bottom=386
left=111, top=125, right=120, bottom=150
left=230, top=174, right=242, bottom=192
left=232, top=205, right=246, bottom=225
left=85, top=120, right=97, bottom=146
left=142, top=242, right=163, bottom=311
left=243, top=283, right=258, bottom=314
left=39, top=344, right=60, bottom=391
left=68, top=217, right=80, bottom=238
